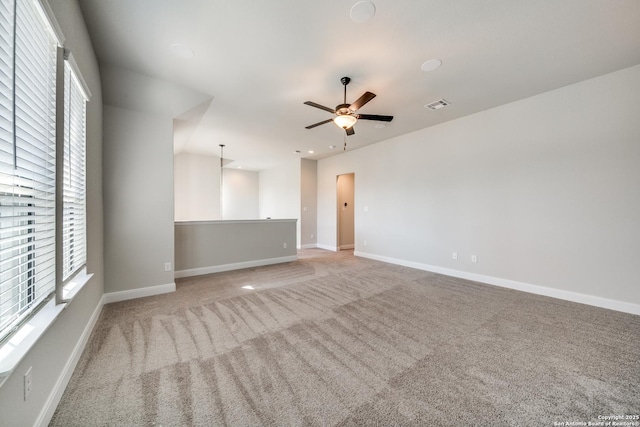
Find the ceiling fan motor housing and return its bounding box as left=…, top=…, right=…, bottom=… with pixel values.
left=335, top=103, right=352, bottom=115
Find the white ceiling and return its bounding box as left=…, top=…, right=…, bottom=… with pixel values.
left=78, top=0, right=640, bottom=171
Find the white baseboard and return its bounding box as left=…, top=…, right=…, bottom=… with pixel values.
left=316, top=244, right=338, bottom=252
left=103, top=282, right=176, bottom=304
left=175, top=255, right=298, bottom=279
left=36, top=294, right=105, bottom=427
left=299, top=244, right=318, bottom=249
left=354, top=251, right=640, bottom=316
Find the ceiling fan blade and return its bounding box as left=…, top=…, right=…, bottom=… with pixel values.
left=349, top=91, right=376, bottom=111
left=345, top=126, right=355, bottom=136
left=357, top=114, right=393, bottom=122
left=304, top=101, right=335, bottom=114
left=305, top=118, right=334, bottom=129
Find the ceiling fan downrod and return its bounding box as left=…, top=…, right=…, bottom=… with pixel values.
left=341, top=76, right=351, bottom=105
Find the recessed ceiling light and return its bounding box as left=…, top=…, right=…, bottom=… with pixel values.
left=374, top=124, right=386, bottom=129
left=350, top=1, right=376, bottom=23
left=237, top=166, right=242, bottom=169
left=421, top=58, right=442, bottom=72
left=308, top=150, right=314, bottom=154
left=294, top=150, right=301, bottom=154
left=329, top=145, right=336, bottom=149
left=170, top=43, right=194, bottom=59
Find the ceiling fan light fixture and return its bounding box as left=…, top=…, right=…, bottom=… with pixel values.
left=333, top=114, right=357, bottom=129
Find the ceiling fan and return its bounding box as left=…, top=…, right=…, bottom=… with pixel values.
left=304, top=77, right=393, bottom=136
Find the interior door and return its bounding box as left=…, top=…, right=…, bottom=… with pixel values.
left=337, top=173, right=354, bottom=250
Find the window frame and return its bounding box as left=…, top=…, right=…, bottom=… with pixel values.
left=0, top=0, right=59, bottom=346
left=59, top=51, right=89, bottom=295
left=0, top=0, right=92, bottom=384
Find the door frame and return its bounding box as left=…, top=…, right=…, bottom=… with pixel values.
left=336, top=173, right=355, bottom=251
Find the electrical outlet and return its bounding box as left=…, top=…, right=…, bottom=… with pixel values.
left=24, top=367, right=32, bottom=401
left=283, top=242, right=287, bottom=249
left=452, top=252, right=458, bottom=260
left=471, top=255, right=478, bottom=263
left=164, top=262, right=171, bottom=272
left=364, top=240, right=368, bottom=246
left=310, top=234, right=314, bottom=239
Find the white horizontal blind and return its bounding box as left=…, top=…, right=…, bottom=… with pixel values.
left=0, top=0, right=15, bottom=341
left=62, top=61, right=86, bottom=281
left=0, top=0, right=57, bottom=342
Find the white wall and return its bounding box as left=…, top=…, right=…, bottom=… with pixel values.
left=100, top=64, right=211, bottom=118
left=174, top=154, right=259, bottom=220
left=175, top=157, right=314, bottom=246
left=174, top=152, right=221, bottom=221
left=300, top=159, right=317, bottom=248
left=103, top=105, right=175, bottom=294
left=318, top=65, right=640, bottom=309
left=259, top=159, right=301, bottom=246
left=223, top=168, right=259, bottom=219
left=175, top=220, right=297, bottom=275
left=101, top=66, right=216, bottom=296
left=0, top=1, right=104, bottom=425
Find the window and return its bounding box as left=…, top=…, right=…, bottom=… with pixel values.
left=0, top=0, right=88, bottom=347
left=62, top=60, right=87, bottom=282
left=0, top=0, right=58, bottom=343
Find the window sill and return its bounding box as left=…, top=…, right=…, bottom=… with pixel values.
left=63, top=270, right=94, bottom=302
left=0, top=272, right=93, bottom=388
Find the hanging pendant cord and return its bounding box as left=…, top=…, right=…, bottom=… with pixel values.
left=219, top=144, right=225, bottom=219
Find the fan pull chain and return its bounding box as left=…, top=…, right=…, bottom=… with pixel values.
left=344, top=136, right=347, bottom=151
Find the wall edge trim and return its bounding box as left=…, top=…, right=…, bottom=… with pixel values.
left=316, top=244, right=338, bottom=252
left=354, top=251, right=640, bottom=316
left=175, top=256, right=298, bottom=279
left=36, top=294, right=106, bottom=427
left=103, top=282, right=176, bottom=304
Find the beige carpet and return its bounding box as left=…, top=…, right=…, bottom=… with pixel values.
left=51, top=249, right=640, bottom=426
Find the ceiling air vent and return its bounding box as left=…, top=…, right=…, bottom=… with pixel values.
left=425, top=99, right=450, bottom=111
